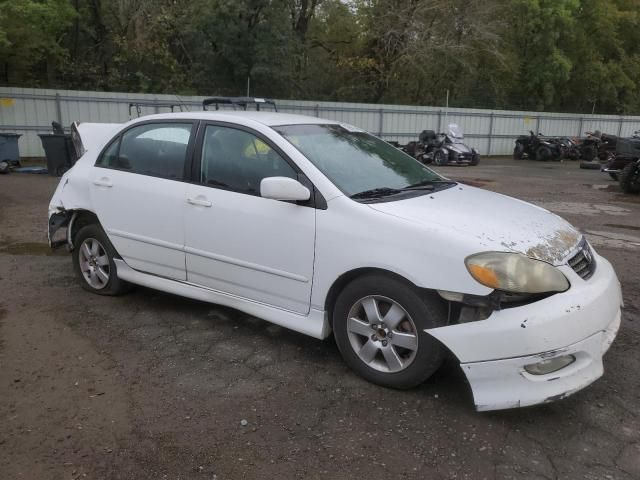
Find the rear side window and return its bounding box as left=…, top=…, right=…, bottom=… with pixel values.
left=97, top=123, right=193, bottom=180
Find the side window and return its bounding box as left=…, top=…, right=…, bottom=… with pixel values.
left=200, top=125, right=297, bottom=195
left=98, top=123, right=192, bottom=180
left=97, top=137, right=120, bottom=167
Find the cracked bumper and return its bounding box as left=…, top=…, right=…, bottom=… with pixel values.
left=462, top=310, right=620, bottom=411
left=425, top=253, right=623, bottom=411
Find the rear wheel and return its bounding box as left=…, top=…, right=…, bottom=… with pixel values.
left=536, top=145, right=552, bottom=161
left=332, top=274, right=447, bottom=389
left=620, top=161, right=640, bottom=194
left=72, top=224, right=131, bottom=295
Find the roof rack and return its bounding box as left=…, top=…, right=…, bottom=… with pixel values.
left=128, top=102, right=187, bottom=118
left=202, top=96, right=278, bottom=112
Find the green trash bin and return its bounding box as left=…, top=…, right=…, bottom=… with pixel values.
left=38, top=133, right=76, bottom=177
left=0, top=133, right=22, bottom=167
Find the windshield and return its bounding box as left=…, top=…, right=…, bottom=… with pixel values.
left=447, top=123, right=464, bottom=143
left=274, top=124, right=446, bottom=199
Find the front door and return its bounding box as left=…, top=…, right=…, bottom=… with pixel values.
left=184, top=123, right=316, bottom=314
left=90, top=121, right=196, bottom=280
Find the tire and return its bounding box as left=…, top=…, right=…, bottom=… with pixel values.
left=470, top=154, right=480, bottom=166
left=581, top=145, right=597, bottom=161
left=580, top=161, right=601, bottom=170
left=536, top=145, right=552, bottom=161
left=608, top=172, right=619, bottom=181
left=434, top=150, right=448, bottom=166
left=620, top=161, right=640, bottom=194
left=513, top=144, right=524, bottom=160
left=72, top=224, right=131, bottom=295
left=332, top=274, right=447, bottom=389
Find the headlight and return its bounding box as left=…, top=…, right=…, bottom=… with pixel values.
left=465, top=252, right=569, bottom=294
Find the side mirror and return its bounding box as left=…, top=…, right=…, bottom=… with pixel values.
left=260, top=177, right=311, bottom=202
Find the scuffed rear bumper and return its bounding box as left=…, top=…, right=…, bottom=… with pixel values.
left=425, top=253, right=623, bottom=411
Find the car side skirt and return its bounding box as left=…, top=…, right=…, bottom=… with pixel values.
left=114, top=259, right=332, bottom=339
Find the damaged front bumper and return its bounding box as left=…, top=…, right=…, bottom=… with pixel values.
left=426, top=254, right=623, bottom=411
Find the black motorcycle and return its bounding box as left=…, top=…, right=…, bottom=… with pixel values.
left=514, top=131, right=562, bottom=161
left=404, top=124, right=479, bottom=166
left=580, top=131, right=617, bottom=161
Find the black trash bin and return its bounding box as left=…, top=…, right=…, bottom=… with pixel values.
left=38, top=133, right=76, bottom=177
left=0, top=133, right=22, bottom=167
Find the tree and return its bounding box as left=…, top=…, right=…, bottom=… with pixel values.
left=0, top=0, right=76, bottom=85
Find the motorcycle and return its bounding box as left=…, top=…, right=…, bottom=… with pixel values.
left=580, top=131, right=617, bottom=161
left=514, top=131, right=562, bottom=161
left=404, top=124, right=479, bottom=166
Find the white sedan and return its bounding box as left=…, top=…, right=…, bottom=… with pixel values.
left=48, top=110, right=623, bottom=411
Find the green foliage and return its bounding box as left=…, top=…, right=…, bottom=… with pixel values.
left=0, top=0, right=76, bottom=85
left=2, top=0, right=640, bottom=114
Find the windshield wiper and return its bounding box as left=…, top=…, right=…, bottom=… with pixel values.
left=350, top=187, right=403, bottom=199
left=402, top=179, right=457, bottom=190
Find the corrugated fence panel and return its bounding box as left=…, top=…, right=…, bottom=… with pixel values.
left=2, top=87, right=640, bottom=157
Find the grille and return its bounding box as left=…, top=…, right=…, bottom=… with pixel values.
left=568, top=240, right=596, bottom=280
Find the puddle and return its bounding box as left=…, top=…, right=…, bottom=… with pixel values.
left=604, top=223, right=640, bottom=232
left=0, top=242, right=65, bottom=256
left=590, top=184, right=620, bottom=192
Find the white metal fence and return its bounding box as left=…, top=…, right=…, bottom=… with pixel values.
left=2, top=87, right=640, bottom=158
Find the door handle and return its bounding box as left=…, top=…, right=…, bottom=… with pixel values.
left=187, top=196, right=212, bottom=207
left=93, top=178, right=113, bottom=188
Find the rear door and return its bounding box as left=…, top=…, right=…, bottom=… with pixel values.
left=90, top=120, right=196, bottom=280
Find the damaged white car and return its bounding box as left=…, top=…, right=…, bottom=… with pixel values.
left=49, top=108, right=623, bottom=411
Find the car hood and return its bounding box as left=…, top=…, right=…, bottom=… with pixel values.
left=368, top=184, right=581, bottom=265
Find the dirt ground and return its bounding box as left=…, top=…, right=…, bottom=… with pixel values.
left=1, top=158, right=639, bottom=480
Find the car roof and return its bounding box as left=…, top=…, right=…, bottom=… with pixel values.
left=129, top=111, right=341, bottom=127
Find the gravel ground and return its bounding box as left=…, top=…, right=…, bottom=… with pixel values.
left=1, top=158, right=639, bottom=480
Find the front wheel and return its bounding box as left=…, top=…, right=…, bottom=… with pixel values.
left=332, top=275, right=447, bottom=389
left=513, top=144, right=524, bottom=160
left=581, top=145, right=597, bottom=161
left=620, top=161, right=640, bottom=194
left=72, top=224, right=132, bottom=295
left=434, top=150, right=448, bottom=166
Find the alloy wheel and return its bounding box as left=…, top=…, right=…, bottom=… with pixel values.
left=346, top=295, right=419, bottom=373
left=78, top=237, right=110, bottom=289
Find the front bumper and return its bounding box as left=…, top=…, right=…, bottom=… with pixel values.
left=426, top=254, right=623, bottom=411
left=462, top=311, right=620, bottom=411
